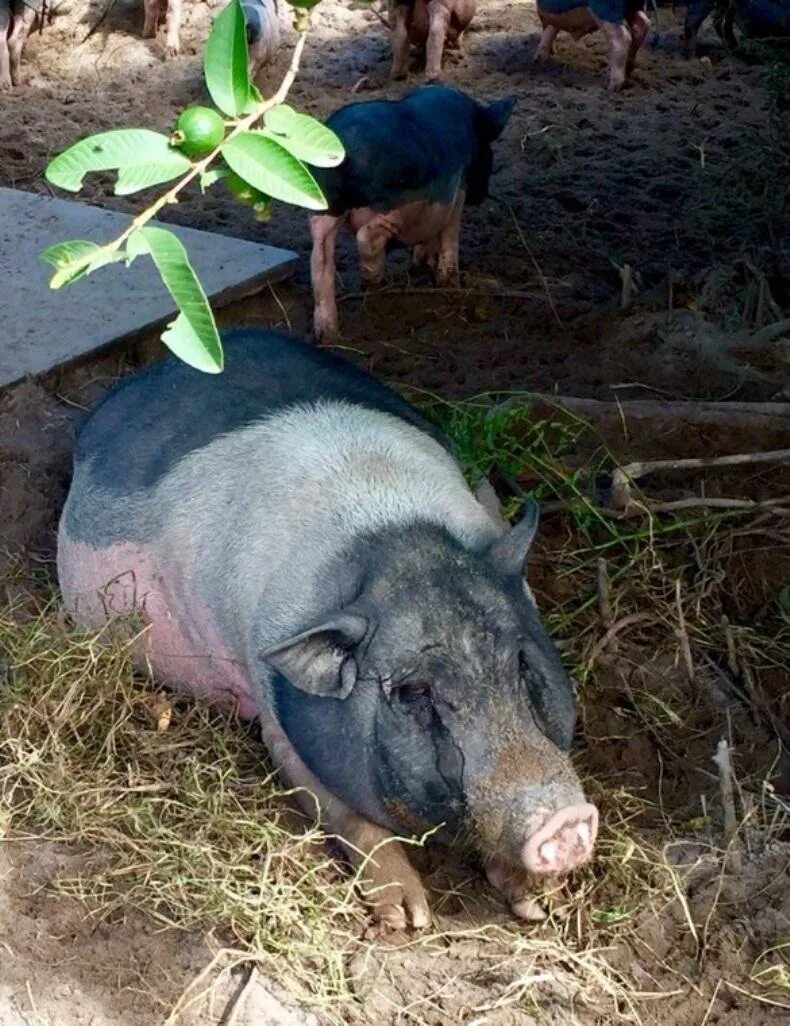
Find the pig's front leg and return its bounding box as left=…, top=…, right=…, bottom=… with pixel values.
left=391, top=3, right=411, bottom=79
left=260, top=717, right=431, bottom=930
left=600, top=20, right=632, bottom=90
left=533, top=22, right=558, bottom=61
left=485, top=856, right=548, bottom=922
left=425, top=0, right=451, bottom=80
left=310, top=213, right=343, bottom=343
left=165, top=0, right=182, bottom=56
left=8, top=3, right=35, bottom=86
left=356, top=216, right=397, bottom=287
left=435, top=189, right=465, bottom=286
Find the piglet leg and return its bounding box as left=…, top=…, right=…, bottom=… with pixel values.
left=356, top=215, right=397, bottom=287
left=391, top=4, right=410, bottom=79
left=142, top=0, right=159, bottom=37
left=165, top=0, right=182, bottom=56
left=601, top=20, right=632, bottom=90
left=260, top=717, right=431, bottom=931
left=534, top=22, right=558, bottom=61
left=0, top=6, right=11, bottom=91
left=435, top=189, right=465, bottom=286
left=310, top=213, right=343, bottom=342
left=625, top=10, right=649, bottom=77
left=425, top=0, right=451, bottom=80
left=7, top=4, right=34, bottom=86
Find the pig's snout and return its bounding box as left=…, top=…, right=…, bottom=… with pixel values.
left=522, top=802, right=598, bottom=874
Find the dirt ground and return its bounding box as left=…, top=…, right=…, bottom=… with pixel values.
left=1, top=0, right=789, bottom=1023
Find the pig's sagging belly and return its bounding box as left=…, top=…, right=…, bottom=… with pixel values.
left=57, top=534, right=258, bottom=718
left=347, top=199, right=458, bottom=245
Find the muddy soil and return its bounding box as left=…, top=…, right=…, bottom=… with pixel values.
left=1, top=0, right=788, bottom=1024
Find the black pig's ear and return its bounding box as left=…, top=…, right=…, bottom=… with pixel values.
left=260, top=612, right=368, bottom=700
left=486, top=499, right=539, bottom=577
left=480, top=96, right=516, bottom=140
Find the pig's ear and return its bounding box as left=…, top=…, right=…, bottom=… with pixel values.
left=486, top=499, right=539, bottom=577
left=480, top=97, right=516, bottom=140
left=260, top=612, right=368, bottom=700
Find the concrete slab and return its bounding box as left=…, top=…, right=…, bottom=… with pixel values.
left=0, top=187, right=299, bottom=388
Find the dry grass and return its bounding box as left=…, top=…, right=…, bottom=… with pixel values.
left=1, top=396, right=788, bottom=1024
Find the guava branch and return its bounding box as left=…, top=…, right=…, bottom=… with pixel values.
left=106, top=30, right=309, bottom=257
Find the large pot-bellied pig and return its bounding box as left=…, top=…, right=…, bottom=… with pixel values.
left=534, top=0, right=650, bottom=91
left=58, top=329, right=598, bottom=930
left=309, top=84, right=515, bottom=343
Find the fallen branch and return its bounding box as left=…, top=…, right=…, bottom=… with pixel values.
left=610, top=450, right=790, bottom=509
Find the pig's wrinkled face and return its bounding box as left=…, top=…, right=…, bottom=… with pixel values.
left=263, top=505, right=598, bottom=877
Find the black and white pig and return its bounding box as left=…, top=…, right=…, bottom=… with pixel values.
left=390, top=0, right=477, bottom=81
left=0, top=0, right=42, bottom=89
left=308, top=85, right=515, bottom=342
left=58, top=329, right=598, bottom=930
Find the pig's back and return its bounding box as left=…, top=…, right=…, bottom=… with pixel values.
left=71, top=328, right=449, bottom=504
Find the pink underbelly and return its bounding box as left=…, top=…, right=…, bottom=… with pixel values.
left=57, top=534, right=257, bottom=719
left=540, top=7, right=598, bottom=34
left=347, top=199, right=457, bottom=245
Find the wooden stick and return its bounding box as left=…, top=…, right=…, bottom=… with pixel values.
left=675, top=580, right=695, bottom=684
left=614, top=448, right=790, bottom=487
left=712, top=740, right=742, bottom=873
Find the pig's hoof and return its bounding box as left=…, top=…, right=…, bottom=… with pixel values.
left=533, top=49, right=551, bottom=63
left=166, top=44, right=181, bottom=58
left=0, top=76, right=12, bottom=91
left=313, top=314, right=339, bottom=345
left=359, top=846, right=431, bottom=933
left=485, top=858, right=547, bottom=923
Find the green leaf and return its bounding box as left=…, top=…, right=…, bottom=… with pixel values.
left=221, top=132, right=327, bottom=210
left=243, top=84, right=264, bottom=114
left=199, top=167, right=230, bottom=193
left=130, top=227, right=223, bottom=373
left=41, top=239, right=101, bottom=271
left=204, top=0, right=250, bottom=118
left=45, top=129, right=192, bottom=194
left=263, top=104, right=345, bottom=168
left=40, top=239, right=125, bottom=288
left=41, top=239, right=102, bottom=288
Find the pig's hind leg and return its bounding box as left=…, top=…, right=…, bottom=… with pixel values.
left=164, top=0, right=182, bottom=56
left=0, top=4, right=11, bottom=91
left=260, top=717, right=431, bottom=931
left=142, top=0, right=159, bottom=37
left=7, top=1, right=35, bottom=86
left=625, top=9, right=649, bottom=76
left=390, top=3, right=411, bottom=78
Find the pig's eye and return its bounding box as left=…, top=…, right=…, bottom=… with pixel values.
left=393, top=682, right=433, bottom=720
